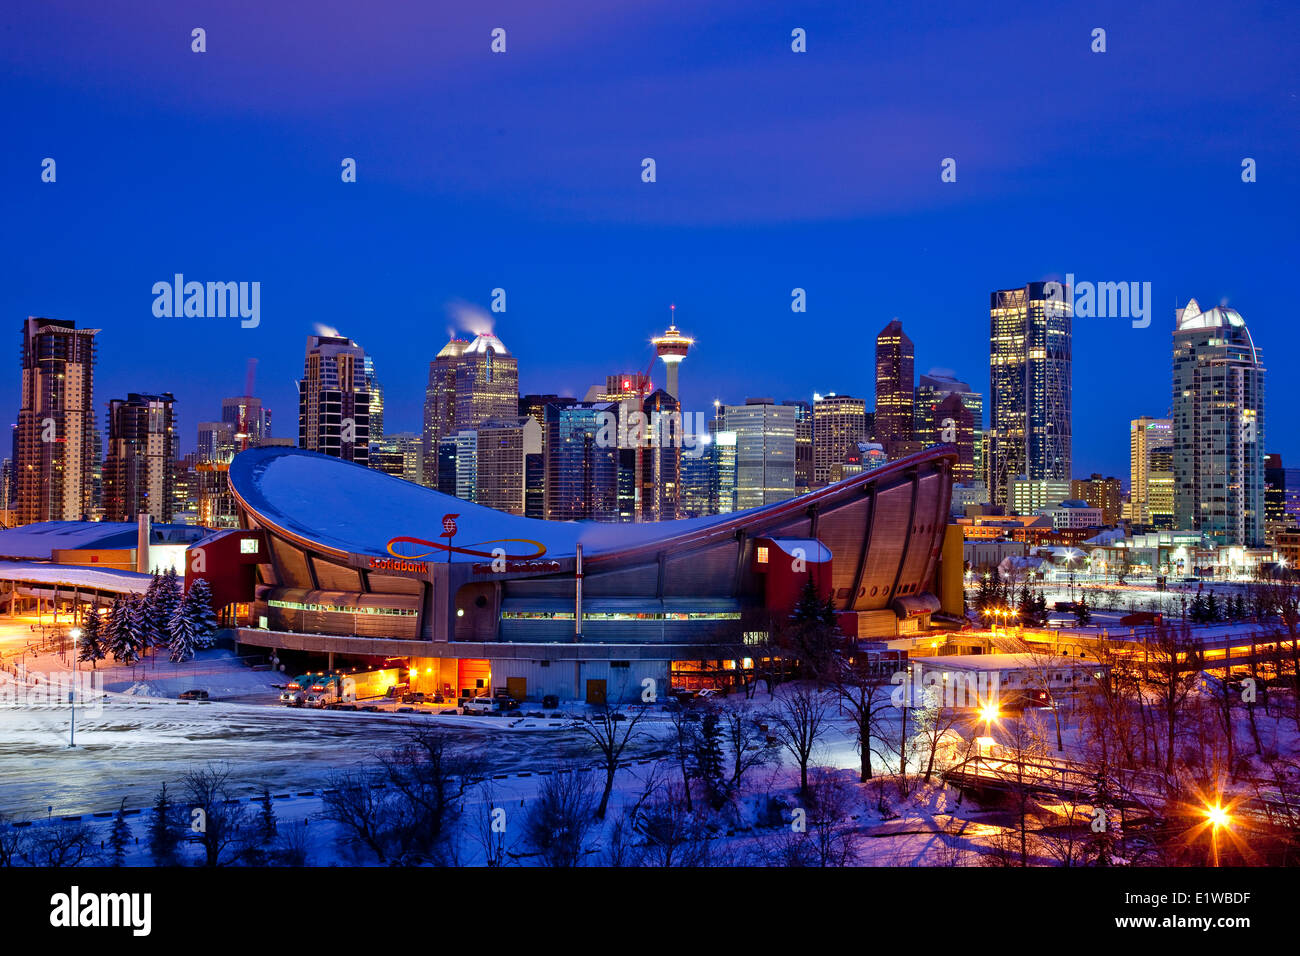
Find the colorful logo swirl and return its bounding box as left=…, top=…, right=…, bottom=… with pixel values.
left=386, top=535, right=548, bottom=561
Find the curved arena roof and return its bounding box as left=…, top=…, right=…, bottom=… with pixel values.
left=228, top=445, right=956, bottom=569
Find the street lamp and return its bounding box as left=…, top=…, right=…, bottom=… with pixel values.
left=68, top=625, right=82, bottom=749
left=1206, top=802, right=1231, bottom=867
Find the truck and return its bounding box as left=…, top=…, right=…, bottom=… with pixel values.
left=280, top=680, right=308, bottom=707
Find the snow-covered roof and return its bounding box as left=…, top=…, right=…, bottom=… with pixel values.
left=0, top=522, right=206, bottom=560
left=229, top=445, right=958, bottom=565
left=231, top=446, right=756, bottom=562
left=0, top=560, right=153, bottom=594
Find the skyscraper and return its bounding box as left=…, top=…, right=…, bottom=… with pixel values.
left=102, top=392, right=177, bottom=522
left=786, top=400, right=814, bottom=496
left=298, top=333, right=371, bottom=464
left=637, top=388, right=681, bottom=521
left=16, top=317, right=99, bottom=523
left=875, top=319, right=916, bottom=459
left=722, top=399, right=796, bottom=509
left=988, top=282, right=1072, bottom=508
left=421, top=338, right=469, bottom=486
left=1264, top=453, right=1288, bottom=541
left=812, top=393, right=867, bottom=486
left=915, top=370, right=984, bottom=477
left=933, top=392, right=976, bottom=483
left=1172, top=299, right=1265, bottom=546
left=455, top=333, right=519, bottom=431
left=221, top=395, right=270, bottom=449
left=544, top=403, right=619, bottom=520
left=1128, top=417, right=1174, bottom=526
left=476, top=417, right=542, bottom=516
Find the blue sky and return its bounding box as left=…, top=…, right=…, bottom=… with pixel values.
left=3, top=0, right=1297, bottom=478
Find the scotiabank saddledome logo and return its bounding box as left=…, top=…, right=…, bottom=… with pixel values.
left=384, top=536, right=548, bottom=562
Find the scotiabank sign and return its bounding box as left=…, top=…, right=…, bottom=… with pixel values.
left=366, top=556, right=429, bottom=575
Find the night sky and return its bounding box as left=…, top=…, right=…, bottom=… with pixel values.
left=3, top=0, right=1297, bottom=479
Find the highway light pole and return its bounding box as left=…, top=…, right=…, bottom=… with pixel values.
left=68, top=625, right=82, bottom=749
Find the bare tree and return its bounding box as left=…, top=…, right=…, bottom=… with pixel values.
left=802, top=768, right=859, bottom=866
left=521, top=769, right=596, bottom=866
left=182, top=763, right=251, bottom=867
left=20, top=820, right=99, bottom=867
left=830, top=652, right=895, bottom=783
left=0, top=813, right=28, bottom=867
left=576, top=687, right=652, bottom=819
left=633, top=781, right=714, bottom=867
left=723, top=702, right=777, bottom=791
left=323, top=769, right=398, bottom=863
left=375, top=726, right=482, bottom=860
left=765, top=686, right=831, bottom=797
left=1142, top=622, right=1205, bottom=779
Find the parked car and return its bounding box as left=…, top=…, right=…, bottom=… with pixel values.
left=542, top=694, right=560, bottom=709
left=178, top=689, right=209, bottom=701
left=463, top=697, right=502, bottom=716
left=401, top=692, right=427, bottom=704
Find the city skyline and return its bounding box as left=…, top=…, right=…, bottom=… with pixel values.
left=3, top=1, right=1296, bottom=478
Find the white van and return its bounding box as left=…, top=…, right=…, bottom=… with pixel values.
left=462, top=697, right=501, bottom=715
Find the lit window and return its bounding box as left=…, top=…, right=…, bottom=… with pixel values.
left=756, top=546, right=769, bottom=564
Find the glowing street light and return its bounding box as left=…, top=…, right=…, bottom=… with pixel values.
left=1205, top=802, right=1232, bottom=867
left=68, top=625, right=83, bottom=748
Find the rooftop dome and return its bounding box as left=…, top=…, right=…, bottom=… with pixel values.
left=463, top=332, right=509, bottom=356
left=436, top=338, right=469, bottom=359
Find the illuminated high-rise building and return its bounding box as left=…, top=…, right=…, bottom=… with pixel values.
left=222, top=395, right=270, bottom=449
left=103, top=392, right=177, bottom=522
left=988, top=283, right=1071, bottom=508
left=421, top=338, right=469, bottom=486
left=875, top=320, right=916, bottom=459
left=812, top=393, right=867, bottom=486
left=455, top=333, right=519, bottom=432
left=1128, top=417, right=1173, bottom=526
left=721, top=399, right=796, bottom=509
left=1172, top=299, right=1265, bottom=546
left=16, top=317, right=99, bottom=524
left=298, top=333, right=371, bottom=465
left=784, top=399, right=814, bottom=495
left=544, top=403, right=619, bottom=521
left=476, top=417, right=542, bottom=516
left=915, top=370, right=984, bottom=478
left=933, top=392, right=976, bottom=483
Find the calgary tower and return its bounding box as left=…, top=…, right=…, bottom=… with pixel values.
left=651, top=305, right=694, bottom=401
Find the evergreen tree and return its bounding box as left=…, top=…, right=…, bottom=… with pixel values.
left=690, top=711, right=727, bottom=808
left=187, top=579, right=220, bottom=650
left=169, top=597, right=198, bottom=663
left=77, top=606, right=107, bottom=668
left=139, top=573, right=163, bottom=649
left=258, top=786, right=277, bottom=844
left=107, top=596, right=141, bottom=664
left=153, top=568, right=183, bottom=649
left=108, top=798, right=131, bottom=866
left=1033, top=591, right=1048, bottom=624
left=1188, top=592, right=1208, bottom=624
left=1205, top=591, right=1222, bottom=624
left=1073, top=595, right=1092, bottom=626
left=148, top=783, right=181, bottom=866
